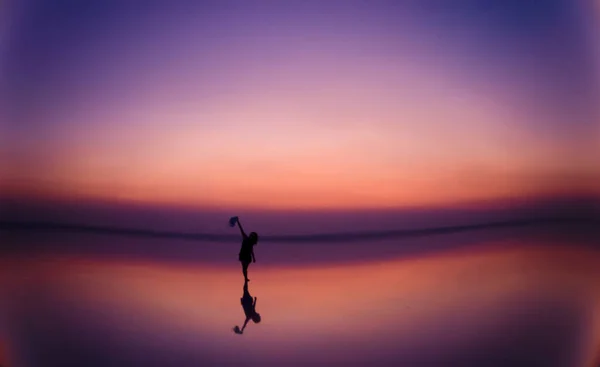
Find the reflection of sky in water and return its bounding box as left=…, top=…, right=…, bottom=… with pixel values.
left=2, top=238, right=600, bottom=366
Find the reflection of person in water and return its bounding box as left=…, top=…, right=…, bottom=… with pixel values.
left=233, top=279, right=261, bottom=335
left=231, top=217, right=259, bottom=282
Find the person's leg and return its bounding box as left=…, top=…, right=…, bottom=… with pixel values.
left=242, top=261, right=250, bottom=281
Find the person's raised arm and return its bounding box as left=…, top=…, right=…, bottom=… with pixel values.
left=253, top=297, right=257, bottom=307
left=237, top=218, right=247, bottom=238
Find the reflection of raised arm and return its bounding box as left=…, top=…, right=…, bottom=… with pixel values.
left=253, top=297, right=257, bottom=307
left=237, top=219, right=247, bottom=238
left=241, top=317, right=250, bottom=332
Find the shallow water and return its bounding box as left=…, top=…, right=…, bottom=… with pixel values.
left=1, top=233, right=599, bottom=366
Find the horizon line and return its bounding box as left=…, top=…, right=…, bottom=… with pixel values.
left=1, top=215, right=594, bottom=244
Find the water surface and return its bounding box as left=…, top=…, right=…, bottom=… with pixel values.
left=1, top=232, right=599, bottom=366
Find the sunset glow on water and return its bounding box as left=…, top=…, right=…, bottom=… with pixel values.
left=2, top=237, right=599, bottom=366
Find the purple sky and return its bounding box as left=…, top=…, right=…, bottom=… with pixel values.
left=1, top=0, right=598, bottom=210
left=1, top=5, right=599, bottom=364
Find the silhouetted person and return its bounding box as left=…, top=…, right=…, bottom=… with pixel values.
left=230, top=216, right=258, bottom=281
left=233, top=279, right=261, bottom=335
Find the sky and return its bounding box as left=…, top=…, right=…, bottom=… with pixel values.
left=1, top=0, right=599, bottom=212
left=1, top=4, right=599, bottom=364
